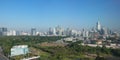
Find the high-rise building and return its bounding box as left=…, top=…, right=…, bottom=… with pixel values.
left=48, top=27, right=53, bottom=35
left=101, top=27, right=108, bottom=35
left=48, top=27, right=56, bottom=36
left=31, top=28, right=36, bottom=36
left=96, top=21, right=101, bottom=31
left=7, top=30, right=16, bottom=36
left=65, top=28, right=71, bottom=36
left=0, top=27, right=7, bottom=36
left=55, top=26, right=64, bottom=36
left=53, top=28, right=56, bottom=35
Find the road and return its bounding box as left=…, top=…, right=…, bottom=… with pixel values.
left=0, top=54, right=9, bottom=60
left=0, top=46, right=9, bottom=60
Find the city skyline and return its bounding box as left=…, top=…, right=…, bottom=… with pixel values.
left=0, top=0, right=120, bottom=31
left=0, top=21, right=114, bottom=37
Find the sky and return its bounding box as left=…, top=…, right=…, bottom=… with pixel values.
left=0, top=0, right=120, bottom=31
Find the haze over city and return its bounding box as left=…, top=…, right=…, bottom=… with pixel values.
left=1, top=0, right=120, bottom=60
left=0, top=0, right=120, bottom=31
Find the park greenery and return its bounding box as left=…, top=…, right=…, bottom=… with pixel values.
left=0, top=36, right=65, bottom=56
left=0, top=36, right=120, bottom=60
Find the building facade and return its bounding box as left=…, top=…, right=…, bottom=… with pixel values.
left=11, top=45, right=29, bottom=56
left=31, top=28, right=36, bottom=36
left=0, top=27, right=7, bottom=36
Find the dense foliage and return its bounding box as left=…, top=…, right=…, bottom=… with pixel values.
left=0, top=36, right=120, bottom=60
left=0, top=36, right=65, bottom=56
left=34, top=41, right=120, bottom=60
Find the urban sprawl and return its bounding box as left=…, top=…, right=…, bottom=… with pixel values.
left=0, top=21, right=120, bottom=60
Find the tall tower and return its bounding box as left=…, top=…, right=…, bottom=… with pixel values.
left=53, top=28, right=56, bottom=35
left=31, top=28, right=36, bottom=36
left=0, top=27, right=7, bottom=36
left=96, top=21, right=101, bottom=31
left=48, top=27, right=53, bottom=35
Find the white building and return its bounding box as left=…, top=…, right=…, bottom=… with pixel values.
left=7, top=30, right=16, bottom=36
left=20, top=31, right=30, bottom=36
left=11, top=45, right=29, bottom=57
left=82, top=29, right=89, bottom=38
left=64, top=37, right=74, bottom=41
left=53, top=28, right=56, bottom=35
left=96, top=21, right=101, bottom=31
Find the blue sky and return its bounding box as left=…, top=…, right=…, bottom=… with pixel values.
left=0, top=0, right=120, bottom=31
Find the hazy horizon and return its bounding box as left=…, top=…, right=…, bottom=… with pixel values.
left=0, top=0, right=120, bottom=31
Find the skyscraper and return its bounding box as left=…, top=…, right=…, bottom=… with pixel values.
left=48, top=27, right=56, bottom=36
left=31, top=28, right=36, bottom=36
left=48, top=27, right=53, bottom=35
left=55, top=26, right=64, bottom=36
left=53, top=28, right=56, bottom=35
left=96, top=21, right=101, bottom=31
left=0, top=27, right=7, bottom=36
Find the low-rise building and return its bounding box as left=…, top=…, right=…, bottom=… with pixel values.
left=96, top=40, right=102, bottom=45
left=90, top=40, right=102, bottom=45
left=11, top=45, right=29, bottom=57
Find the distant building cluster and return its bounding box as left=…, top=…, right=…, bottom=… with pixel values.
left=52, top=21, right=120, bottom=49
left=8, top=21, right=120, bottom=59
left=0, top=21, right=119, bottom=39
